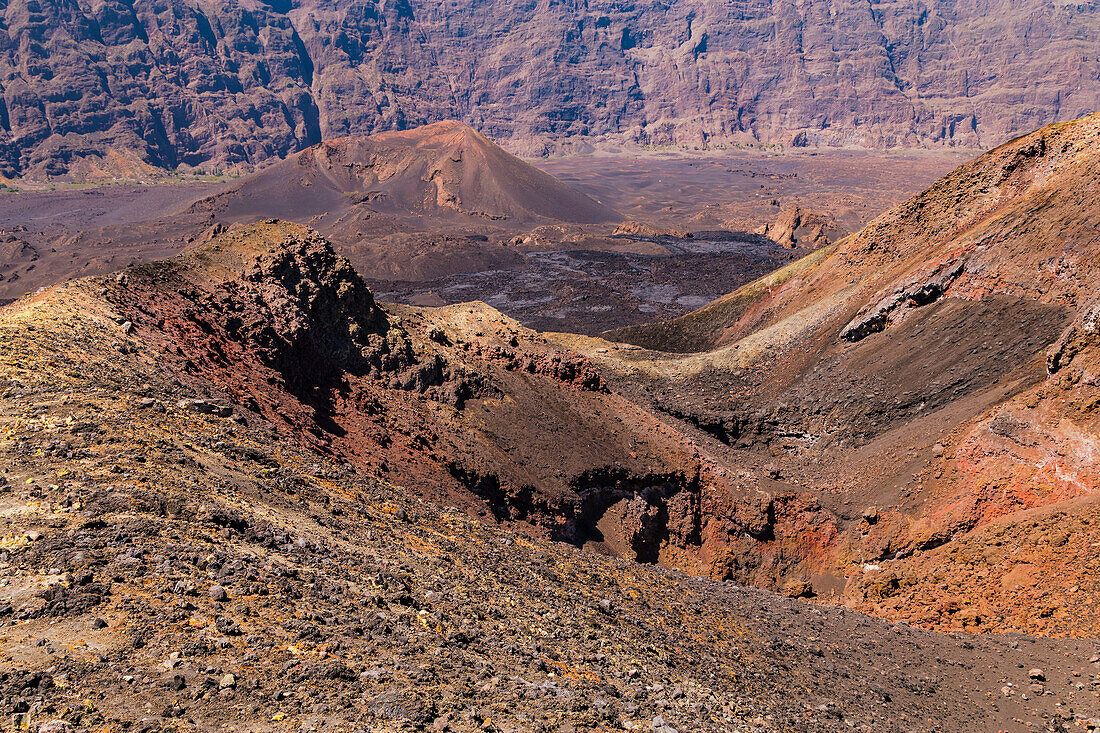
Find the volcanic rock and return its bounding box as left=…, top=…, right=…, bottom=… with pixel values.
left=0, top=157, right=1097, bottom=729
left=0, top=1, right=1095, bottom=178
left=586, top=112, right=1100, bottom=636
left=755, top=207, right=835, bottom=249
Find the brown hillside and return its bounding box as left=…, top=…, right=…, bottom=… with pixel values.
left=3, top=241, right=1098, bottom=729
left=576, top=113, right=1100, bottom=635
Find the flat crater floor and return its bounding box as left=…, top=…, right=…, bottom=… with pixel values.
left=368, top=234, right=789, bottom=334
left=368, top=149, right=967, bottom=333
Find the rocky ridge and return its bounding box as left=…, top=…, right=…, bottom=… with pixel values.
left=93, top=221, right=811, bottom=586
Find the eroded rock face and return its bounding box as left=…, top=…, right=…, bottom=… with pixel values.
left=0, top=0, right=1096, bottom=177
left=122, top=224, right=404, bottom=387
left=839, top=259, right=965, bottom=341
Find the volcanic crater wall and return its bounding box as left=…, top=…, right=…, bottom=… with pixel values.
left=0, top=0, right=1096, bottom=177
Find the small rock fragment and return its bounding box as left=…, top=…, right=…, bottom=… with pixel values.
left=651, top=715, right=678, bottom=733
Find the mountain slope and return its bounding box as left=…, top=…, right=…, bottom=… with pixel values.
left=0, top=224, right=1097, bottom=731
left=575, top=113, right=1100, bottom=635
left=0, top=0, right=1096, bottom=177
left=191, top=120, right=620, bottom=280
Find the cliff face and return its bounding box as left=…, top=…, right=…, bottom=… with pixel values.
left=0, top=0, right=1095, bottom=177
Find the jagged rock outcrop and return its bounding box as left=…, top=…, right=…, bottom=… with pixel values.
left=1047, top=294, right=1100, bottom=374
left=755, top=206, right=835, bottom=249
left=839, top=259, right=965, bottom=341
left=0, top=0, right=1096, bottom=178
left=120, top=223, right=409, bottom=387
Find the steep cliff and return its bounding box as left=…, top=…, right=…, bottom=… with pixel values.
left=0, top=0, right=1095, bottom=177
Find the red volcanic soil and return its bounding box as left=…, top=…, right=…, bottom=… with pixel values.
left=98, top=222, right=723, bottom=551
left=2, top=261, right=1099, bottom=732
left=2, top=114, right=1088, bottom=643
left=1, top=184, right=1100, bottom=729
left=67, top=220, right=903, bottom=605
